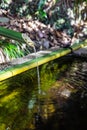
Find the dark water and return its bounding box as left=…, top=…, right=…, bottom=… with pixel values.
left=0, top=56, right=87, bottom=130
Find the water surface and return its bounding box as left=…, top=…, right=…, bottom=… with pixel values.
left=0, top=56, right=87, bottom=130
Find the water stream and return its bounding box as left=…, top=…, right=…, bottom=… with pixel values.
left=33, top=46, right=43, bottom=124
left=33, top=46, right=41, bottom=95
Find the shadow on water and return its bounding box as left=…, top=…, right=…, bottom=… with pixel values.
left=40, top=91, right=87, bottom=130
left=0, top=55, right=87, bottom=130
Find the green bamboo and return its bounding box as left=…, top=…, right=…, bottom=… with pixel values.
left=0, top=39, right=87, bottom=82
left=0, top=26, right=24, bottom=43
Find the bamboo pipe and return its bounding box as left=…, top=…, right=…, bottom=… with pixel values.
left=0, top=40, right=87, bottom=82
left=0, top=27, right=24, bottom=42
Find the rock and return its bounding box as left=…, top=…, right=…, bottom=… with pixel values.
left=59, top=88, right=71, bottom=98
left=0, top=17, right=10, bottom=23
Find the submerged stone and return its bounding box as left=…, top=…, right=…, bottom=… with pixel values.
left=60, top=88, right=71, bottom=98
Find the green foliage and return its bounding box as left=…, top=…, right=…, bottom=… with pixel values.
left=38, top=0, right=46, bottom=10
left=0, top=0, right=30, bottom=17
left=0, top=27, right=33, bottom=61
left=36, top=0, right=47, bottom=21
left=36, top=9, right=47, bottom=21
left=0, top=41, right=24, bottom=59
left=55, top=18, right=65, bottom=29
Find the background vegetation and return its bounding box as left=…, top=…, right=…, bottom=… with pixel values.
left=0, top=0, right=87, bottom=63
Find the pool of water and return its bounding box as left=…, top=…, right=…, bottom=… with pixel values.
left=0, top=56, right=87, bottom=130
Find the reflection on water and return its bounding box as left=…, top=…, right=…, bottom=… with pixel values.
left=0, top=56, right=87, bottom=130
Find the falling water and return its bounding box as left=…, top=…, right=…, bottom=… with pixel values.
left=22, top=33, right=42, bottom=122
left=33, top=46, right=43, bottom=125
left=33, top=46, right=41, bottom=95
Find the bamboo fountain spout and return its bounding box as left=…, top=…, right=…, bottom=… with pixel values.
left=22, top=33, right=35, bottom=48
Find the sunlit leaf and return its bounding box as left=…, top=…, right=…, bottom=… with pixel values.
left=38, top=0, right=46, bottom=10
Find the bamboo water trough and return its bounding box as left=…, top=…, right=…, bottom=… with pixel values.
left=0, top=27, right=87, bottom=82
